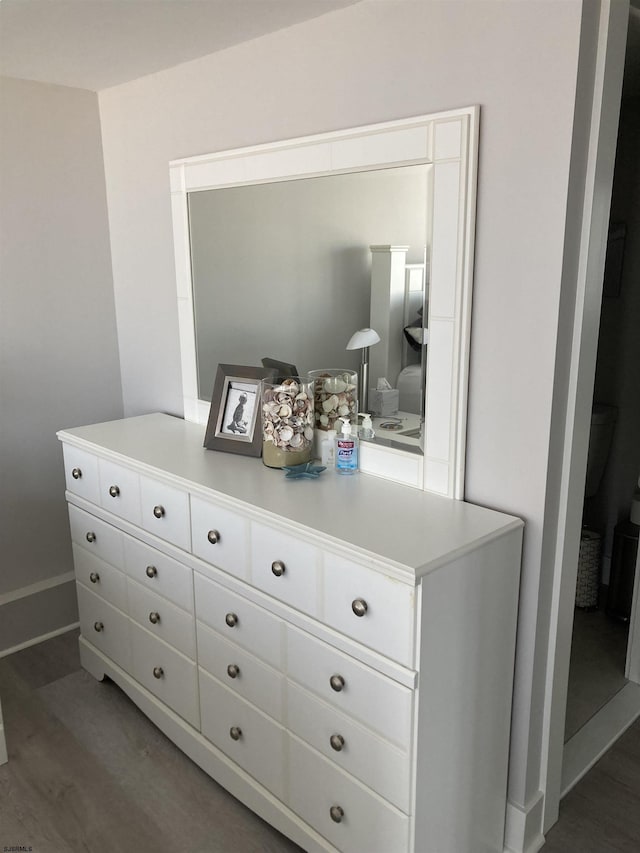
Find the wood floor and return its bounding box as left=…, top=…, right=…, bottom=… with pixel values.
left=0, top=629, right=300, bottom=853
left=1, top=629, right=639, bottom=853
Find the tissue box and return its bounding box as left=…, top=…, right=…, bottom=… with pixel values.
left=369, top=388, right=400, bottom=417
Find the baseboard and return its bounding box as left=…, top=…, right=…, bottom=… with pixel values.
left=0, top=575, right=79, bottom=655
left=0, top=621, right=80, bottom=659
left=504, top=792, right=545, bottom=853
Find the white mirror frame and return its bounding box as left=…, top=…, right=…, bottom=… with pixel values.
left=170, top=106, right=478, bottom=498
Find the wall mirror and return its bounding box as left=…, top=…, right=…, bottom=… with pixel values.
left=170, top=107, right=478, bottom=497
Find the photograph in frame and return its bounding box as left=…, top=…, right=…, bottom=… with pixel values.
left=203, top=364, right=276, bottom=456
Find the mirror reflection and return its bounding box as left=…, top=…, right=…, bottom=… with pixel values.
left=188, top=165, right=430, bottom=451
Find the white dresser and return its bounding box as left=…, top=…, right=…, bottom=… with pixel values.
left=58, top=413, right=523, bottom=853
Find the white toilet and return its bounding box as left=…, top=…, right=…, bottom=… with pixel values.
left=585, top=403, right=617, bottom=497
left=397, top=364, right=423, bottom=414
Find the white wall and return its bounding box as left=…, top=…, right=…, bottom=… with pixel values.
left=98, top=0, right=584, bottom=837
left=0, top=77, right=123, bottom=652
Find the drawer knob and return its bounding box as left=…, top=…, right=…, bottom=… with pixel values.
left=227, top=663, right=240, bottom=679
left=225, top=612, right=238, bottom=628
left=330, top=674, right=345, bottom=692
left=229, top=726, right=242, bottom=741
left=153, top=505, right=165, bottom=519
left=86, top=531, right=96, bottom=543
left=207, top=529, right=221, bottom=545
left=330, top=733, right=345, bottom=752
left=146, top=565, right=157, bottom=578
left=149, top=611, right=160, bottom=625
left=89, top=572, right=100, bottom=584
left=71, top=467, right=82, bottom=480
left=153, top=666, right=164, bottom=679
left=351, top=598, right=368, bottom=617
left=108, top=485, right=120, bottom=498
left=271, top=560, right=286, bottom=577
left=93, top=621, right=104, bottom=633
left=330, top=805, right=344, bottom=824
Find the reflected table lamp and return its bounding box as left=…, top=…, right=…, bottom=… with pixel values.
left=346, top=327, right=380, bottom=415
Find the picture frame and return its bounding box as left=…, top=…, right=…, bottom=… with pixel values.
left=203, top=364, right=276, bottom=456
left=261, top=357, right=299, bottom=383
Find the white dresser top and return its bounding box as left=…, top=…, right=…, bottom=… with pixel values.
left=58, top=413, right=522, bottom=583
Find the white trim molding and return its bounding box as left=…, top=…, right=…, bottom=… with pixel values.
left=0, top=698, right=7, bottom=765
left=504, top=793, right=545, bottom=853
left=540, top=0, right=630, bottom=837
left=0, top=573, right=79, bottom=656
left=0, top=571, right=75, bottom=607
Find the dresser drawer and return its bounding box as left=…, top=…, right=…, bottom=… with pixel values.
left=77, top=583, right=131, bottom=672
left=286, top=626, right=413, bottom=749
left=191, top=495, right=249, bottom=580
left=287, top=682, right=410, bottom=813
left=197, top=621, right=284, bottom=722
left=62, top=444, right=100, bottom=504
left=129, top=622, right=199, bottom=728
left=128, top=579, right=196, bottom=660
left=68, top=505, right=124, bottom=569
left=288, top=735, right=410, bottom=853
left=250, top=522, right=318, bottom=616
left=323, top=554, right=416, bottom=667
left=98, top=458, right=141, bottom=524
left=73, top=544, right=128, bottom=612
left=194, top=572, right=283, bottom=670
left=139, top=475, right=190, bottom=551
left=199, top=668, right=285, bottom=802
left=123, top=535, right=194, bottom=613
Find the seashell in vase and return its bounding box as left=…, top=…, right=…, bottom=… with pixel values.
left=309, top=369, right=358, bottom=432
left=262, top=377, right=314, bottom=468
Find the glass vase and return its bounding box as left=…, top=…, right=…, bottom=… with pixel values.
left=261, top=378, right=315, bottom=468
left=309, top=369, right=358, bottom=433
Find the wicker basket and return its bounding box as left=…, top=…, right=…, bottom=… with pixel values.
left=575, top=528, right=602, bottom=609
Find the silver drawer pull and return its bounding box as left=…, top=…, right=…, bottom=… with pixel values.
left=86, top=531, right=96, bottom=543
left=271, top=560, right=285, bottom=577
left=227, top=664, right=240, bottom=679
left=330, top=674, right=345, bottom=692
left=351, top=598, right=368, bottom=617
left=89, top=572, right=100, bottom=584
left=153, top=505, right=165, bottom=519
left=225, top=612, right=238, bottom=628
left=207, top=529, right=220, bottom=544
left=71, top=467, right=82, bottom=480
left=149, top=611, right=160, bottom=625
left=229, top=726, right=242, bottom=741
left=108, top=485, right=120, bottom=498
left=93, top=621, right=104, bottom=633
left=330, top=733, right=345, bottom=752
left=146, top=565, right=157, bottom=578
left=330, top=805, right=344, bottom=824
left=153, top=666, right=164, bottom=679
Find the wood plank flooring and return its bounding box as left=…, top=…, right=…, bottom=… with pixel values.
left=0, top=629, right=299, bottom=853
left=1, top=629, right=639, bottom=853
left=542, top=713, right=640, bottom=852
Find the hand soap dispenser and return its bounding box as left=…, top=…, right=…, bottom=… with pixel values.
left=335, top=417, right=359, bottom=475
left=359, top=413, right=375, bottom=440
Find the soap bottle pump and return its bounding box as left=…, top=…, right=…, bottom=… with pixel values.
left=335, top=417, right=359, bottom=475
left=359, top=413, right=375, bottom=440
